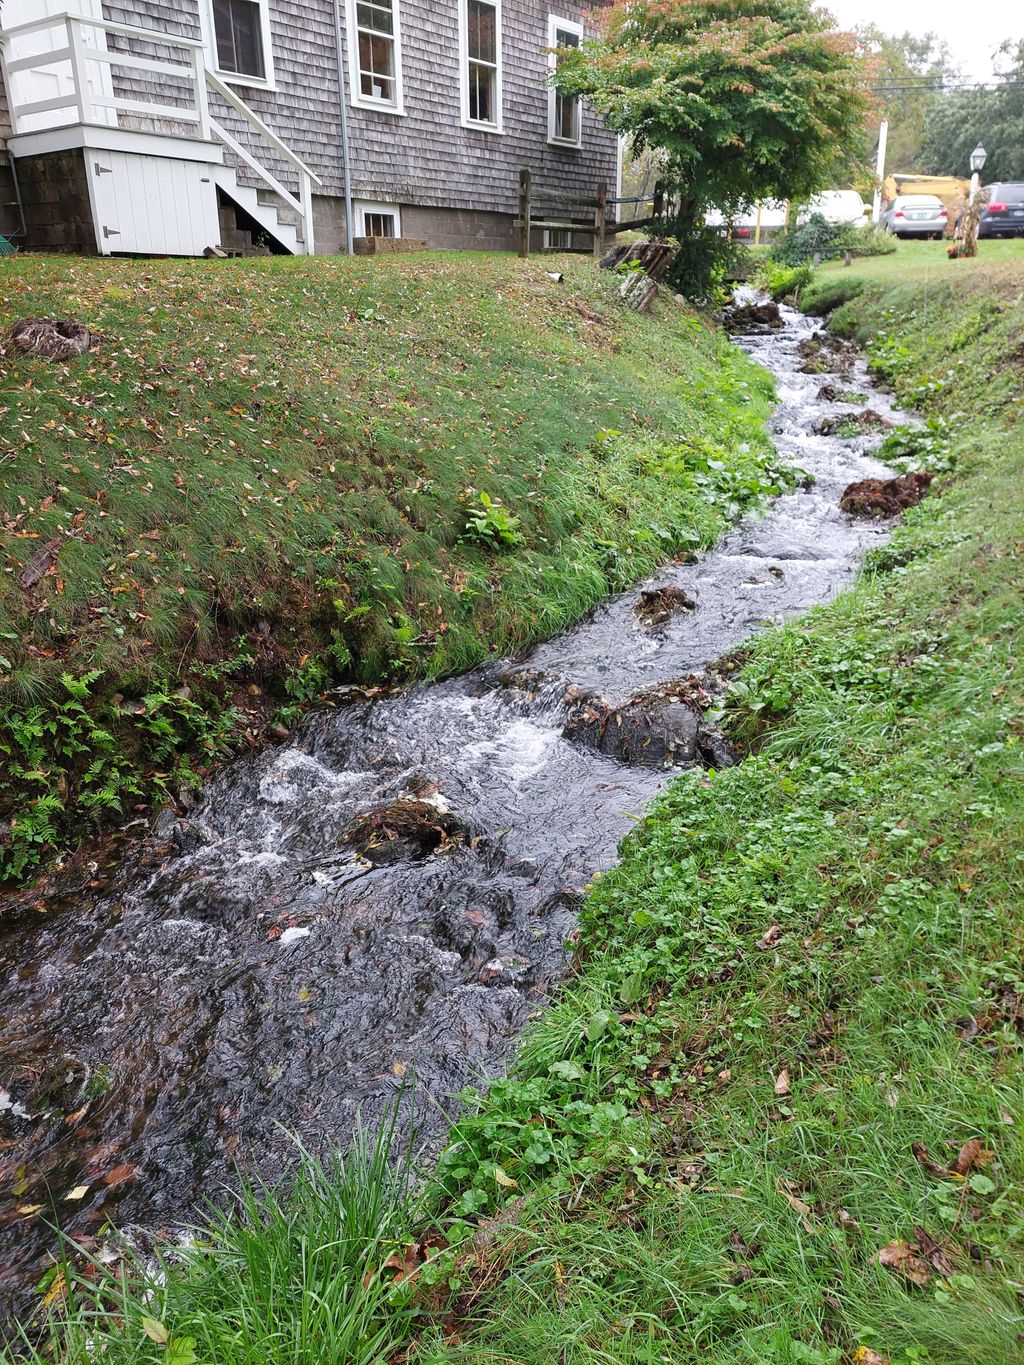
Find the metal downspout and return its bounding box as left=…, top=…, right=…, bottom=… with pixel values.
left=332, top=0, right=355, bottom=255
left=7, top=153, right=27, bottom=241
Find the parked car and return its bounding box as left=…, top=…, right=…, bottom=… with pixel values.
left=880, top=195, right=947, bottom=239
left=798, top=191, right=869, bottom=225
left=978, top=184, right=1024, bottom=238
left=704, top=200, right=789, bottom=238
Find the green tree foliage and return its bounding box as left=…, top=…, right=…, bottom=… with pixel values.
left=919, top=40, right=1024, bottom=182
left=553, top=0, right=869, bottom=296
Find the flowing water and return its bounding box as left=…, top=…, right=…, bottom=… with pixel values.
left=0, top=301, right=903, bottom=1311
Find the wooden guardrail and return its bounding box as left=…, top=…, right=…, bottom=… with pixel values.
left=515, top=168, right=665, bottom=260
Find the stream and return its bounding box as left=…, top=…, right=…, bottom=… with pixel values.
left=0, top=300, right=902, bottom=1312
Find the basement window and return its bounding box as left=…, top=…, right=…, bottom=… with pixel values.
left=547, top=15, right=583, bottom=148
left=208, top=0, right=274, bottom=87
left=349, top=0, right=405, bottom=113
left=357, top=202, right=402, bottom=238
left=461, top=0, right=502, bottom=131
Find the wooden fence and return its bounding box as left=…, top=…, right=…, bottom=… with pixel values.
left=515, top=168, right=664, bottom=259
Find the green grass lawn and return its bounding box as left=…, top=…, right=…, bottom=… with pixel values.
left=0, top=251, right=788, bottom=879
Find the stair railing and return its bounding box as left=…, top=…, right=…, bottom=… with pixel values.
left=205, top=70, right=321, bottom=254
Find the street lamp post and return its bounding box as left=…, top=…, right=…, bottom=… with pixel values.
left=969, top=142, right=987, bottom=206
left=954, top=142, right=987, bottom=259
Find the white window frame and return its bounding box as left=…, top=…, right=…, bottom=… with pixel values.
left=354, top=200, right=403, bottom=238
left=459, top=0, right=503, bottom=133
left=347, top=0, right=406, bottom=116
left=202, top=0, right=276, bottom=92
left=543, top=228, right=575, bottom=249
left=547, top=14, right=583, bottom=149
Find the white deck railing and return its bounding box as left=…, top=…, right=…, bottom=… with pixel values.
left=0, top=10, right=321, bottom=250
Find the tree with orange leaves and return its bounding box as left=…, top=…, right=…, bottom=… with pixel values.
left=554, top=0, right=870, bottom=296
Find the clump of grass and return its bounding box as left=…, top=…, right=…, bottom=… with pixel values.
left=6, top=1120, right=419, bottom=1365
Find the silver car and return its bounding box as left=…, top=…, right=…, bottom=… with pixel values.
left=880, top=195, right=948, bottom=239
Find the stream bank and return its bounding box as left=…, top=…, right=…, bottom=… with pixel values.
left=0, top=299, right=901, bottom=1318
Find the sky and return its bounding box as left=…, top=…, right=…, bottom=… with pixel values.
left=825, top=0, right=1016, bottom=82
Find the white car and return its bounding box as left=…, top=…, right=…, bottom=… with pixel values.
left=798, top=191, right=869, bottom=226
left=704, top=200, right=789, bottom=237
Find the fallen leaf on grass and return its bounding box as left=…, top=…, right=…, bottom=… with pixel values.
left=141, top=1317, right=170, bottom=1345
left=852, top=1348, right=889, bottom=1365
left=774, top=1068, right=791, bottom=1096
left=951, top=1138, right=994, bottom=1176
left=775, top=1178, right=817, bottom=1233
left=494, top=1165, right=519, bottom=1189
left=756, top=923, right=782, bottom=950
left=914, top=1225, right=954, bottom=1276
left=913, top=1138, right=994, bottom=1182
left=874, top=1238, right=932, bottom=1287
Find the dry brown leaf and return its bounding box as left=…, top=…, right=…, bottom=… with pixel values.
left=951, top=1138, right=994, bottom=1176
left=913, top=1225, right=954, bottom=1277
left=837, top=1207, right=862, bottom=1233
left=756, top=923, right=782, bottom=950
left=776, top=1178, right=817, bottom=1233
left=103, top=1163, right=138, bottom=1188
left=874, top=1238, right=932, bottom=1287
left=774, top=1068, right=791, bottom=1097
left=912, top=1141, right=954, bottom=1180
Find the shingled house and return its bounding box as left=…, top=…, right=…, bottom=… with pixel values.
left=0, top=0, right=619, bottom=256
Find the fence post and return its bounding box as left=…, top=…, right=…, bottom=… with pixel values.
left=518, top=168, right=531, bottom=258
left=593, top=181, right=607, bottom=259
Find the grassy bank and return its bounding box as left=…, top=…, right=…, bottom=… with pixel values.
left=10, top=245, right=1024, bottom=1364
left=0, top=252, right=787, bottom=879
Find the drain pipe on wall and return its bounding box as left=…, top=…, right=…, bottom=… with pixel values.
left=6, top=155, right=28, bottom=242
left=332, top=0, right=355, bottom=255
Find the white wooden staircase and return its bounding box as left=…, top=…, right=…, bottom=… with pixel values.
left=0, top=11, right=321, bottom=257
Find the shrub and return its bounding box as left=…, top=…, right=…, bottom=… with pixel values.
left=771, top=213, right=897, bottom=266
left=754, top=261, right=814, bottom=302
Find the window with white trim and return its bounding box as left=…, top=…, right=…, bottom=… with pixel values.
left=208, top=0, right=275, bottom=87
left=547, top=15, right=582, bottom=148
left=460, top=0, right=502, bottom=130
left=543, top=229, right=576, bottom=250
left=349, top=0, right=404, bottom=112
left=355, top=201, right=402, bottom=238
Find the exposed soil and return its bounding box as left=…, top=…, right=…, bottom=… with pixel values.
left=840, top=471, right=935, bottom=518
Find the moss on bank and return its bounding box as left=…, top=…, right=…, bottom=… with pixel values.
left=0, top=252, right=787, bottom=879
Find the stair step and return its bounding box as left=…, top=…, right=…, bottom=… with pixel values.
left=214, top=167, right=304, bottom=255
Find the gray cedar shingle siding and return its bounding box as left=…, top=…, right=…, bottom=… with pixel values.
left=0, top=1, right=617, bottom=224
